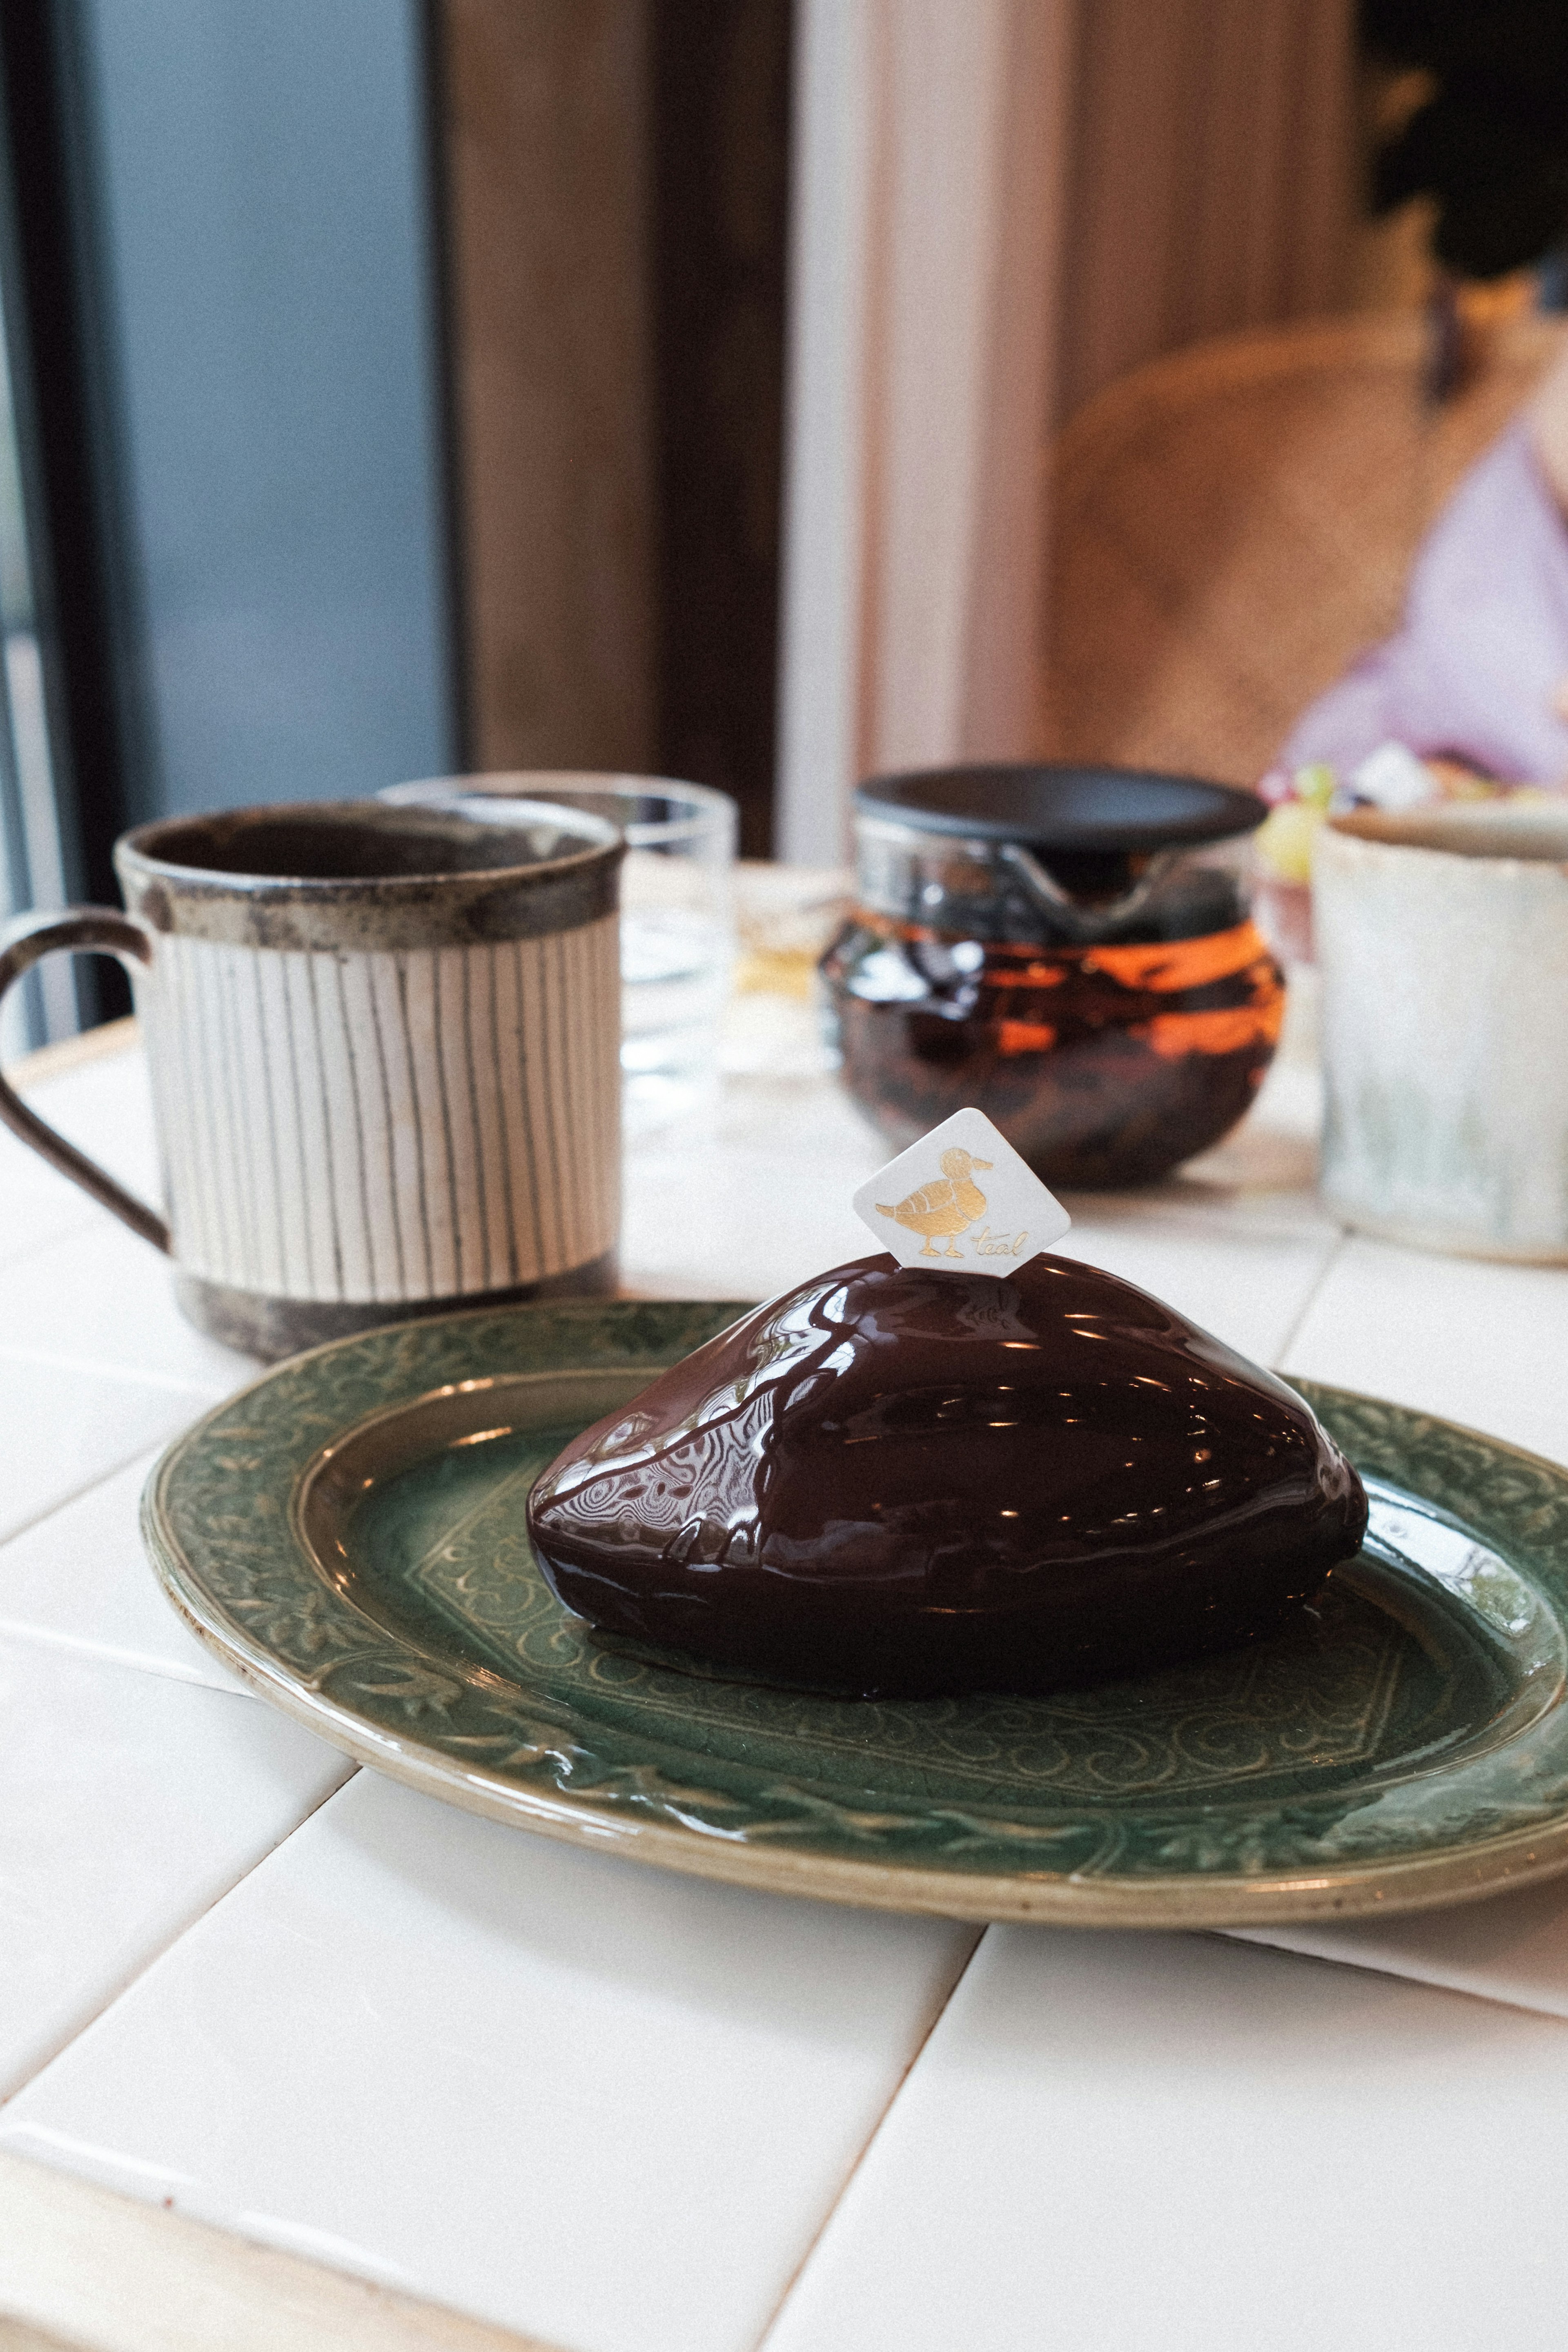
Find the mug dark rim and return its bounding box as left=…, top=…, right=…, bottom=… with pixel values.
left=116, top=796, right=620, bottom=892
left=113, top=797, right=624, bottom=953
left=856, top=762, right=1267, bottom=852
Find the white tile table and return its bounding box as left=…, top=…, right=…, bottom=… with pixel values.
left=1, top=943, right=1566, bottom=2352
left=766, top=1928, right=1568, bottom=2352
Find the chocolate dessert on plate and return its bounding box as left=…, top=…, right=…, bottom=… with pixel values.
left=528, top=1116, right=1366, bottom=1698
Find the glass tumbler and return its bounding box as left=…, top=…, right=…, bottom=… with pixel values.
left=382, top=772, right=737, bottom=1135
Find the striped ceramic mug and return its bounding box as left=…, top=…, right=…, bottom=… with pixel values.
left=0, top=799, right=624, bottom=1356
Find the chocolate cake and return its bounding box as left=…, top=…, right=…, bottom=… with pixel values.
left=526, top=1253, right=1368, bottom=1698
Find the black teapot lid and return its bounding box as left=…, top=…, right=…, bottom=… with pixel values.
left=855, top=762, right=1267, bottom=853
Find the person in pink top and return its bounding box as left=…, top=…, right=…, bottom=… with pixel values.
left=1282, top=341, right=1568, bottom=787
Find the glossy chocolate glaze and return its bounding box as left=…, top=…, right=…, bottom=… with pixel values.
left=527, top=1254, right=1368, bottom=1698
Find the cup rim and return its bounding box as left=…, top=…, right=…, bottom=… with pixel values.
left=1327, top=802, right=1568, bottom=864
left=379, top=771, right=737, bottom=851
left=116, top=795, right=622, bottom=895
left=112, top=798, right=623, bottom=953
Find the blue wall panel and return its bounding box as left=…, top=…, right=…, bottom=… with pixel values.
left=73, top=0, right=454, bottom=822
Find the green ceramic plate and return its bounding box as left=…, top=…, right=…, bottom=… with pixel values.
left=142, top=1298, right=1568, bottom=1928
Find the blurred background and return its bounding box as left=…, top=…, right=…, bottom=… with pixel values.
left=0, top=0, right=1562, bottom=1049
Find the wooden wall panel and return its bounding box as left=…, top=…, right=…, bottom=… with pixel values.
left=1056, top=0, right=1359, bottom=420
left=441, top=0, right=656, bottom=776
left=650, top=0, right=793, bottom=854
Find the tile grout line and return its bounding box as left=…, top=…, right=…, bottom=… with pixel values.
left=0, top=1427, right=196, bottom=1556
left=1208, top=1926, right=1568, bottom=2033
left=0, top=1337, right=242, bottom=1396
left=0, top=1203, right=101, bottom=1278
left=749, top=1925, right=989, bottom=2352
left=0, top=1614, right=258, bottom=1702
left=1269, top=1226, right=1349, bottom=1372
left=0, top=1767, right=360, bottom=2116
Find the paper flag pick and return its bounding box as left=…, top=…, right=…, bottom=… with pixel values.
left=852, top=1107, right=1071, bottom=1275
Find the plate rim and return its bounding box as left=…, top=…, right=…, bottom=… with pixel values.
left=140, top=1302, right=1568, bottom=1929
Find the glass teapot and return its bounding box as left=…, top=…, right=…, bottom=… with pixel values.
left=821, top=763, right=1283, bottom=1188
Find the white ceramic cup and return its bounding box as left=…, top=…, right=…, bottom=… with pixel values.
left=0, top=798, right=625, bottom=1354
left=1315, top=800, right=1568, bottom=1261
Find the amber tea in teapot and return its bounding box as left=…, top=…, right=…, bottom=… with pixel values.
left=822, top=763, right=1283, bottom=1188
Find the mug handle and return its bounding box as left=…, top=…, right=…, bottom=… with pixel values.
left=0, top=906, right=171, bottom=1252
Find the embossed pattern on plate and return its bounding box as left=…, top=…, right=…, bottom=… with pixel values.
left=142, top=1300, right=1568, bottom=1926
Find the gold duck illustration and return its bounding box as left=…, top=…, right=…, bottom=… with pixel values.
left=877, top=1146, right=993, bottom=1256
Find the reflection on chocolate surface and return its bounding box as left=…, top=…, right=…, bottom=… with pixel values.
left=527, top=1254, right=1368, bottom=1698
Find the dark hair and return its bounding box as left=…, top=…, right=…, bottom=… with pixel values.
left=1363, top=1, right=1568, bottom=279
